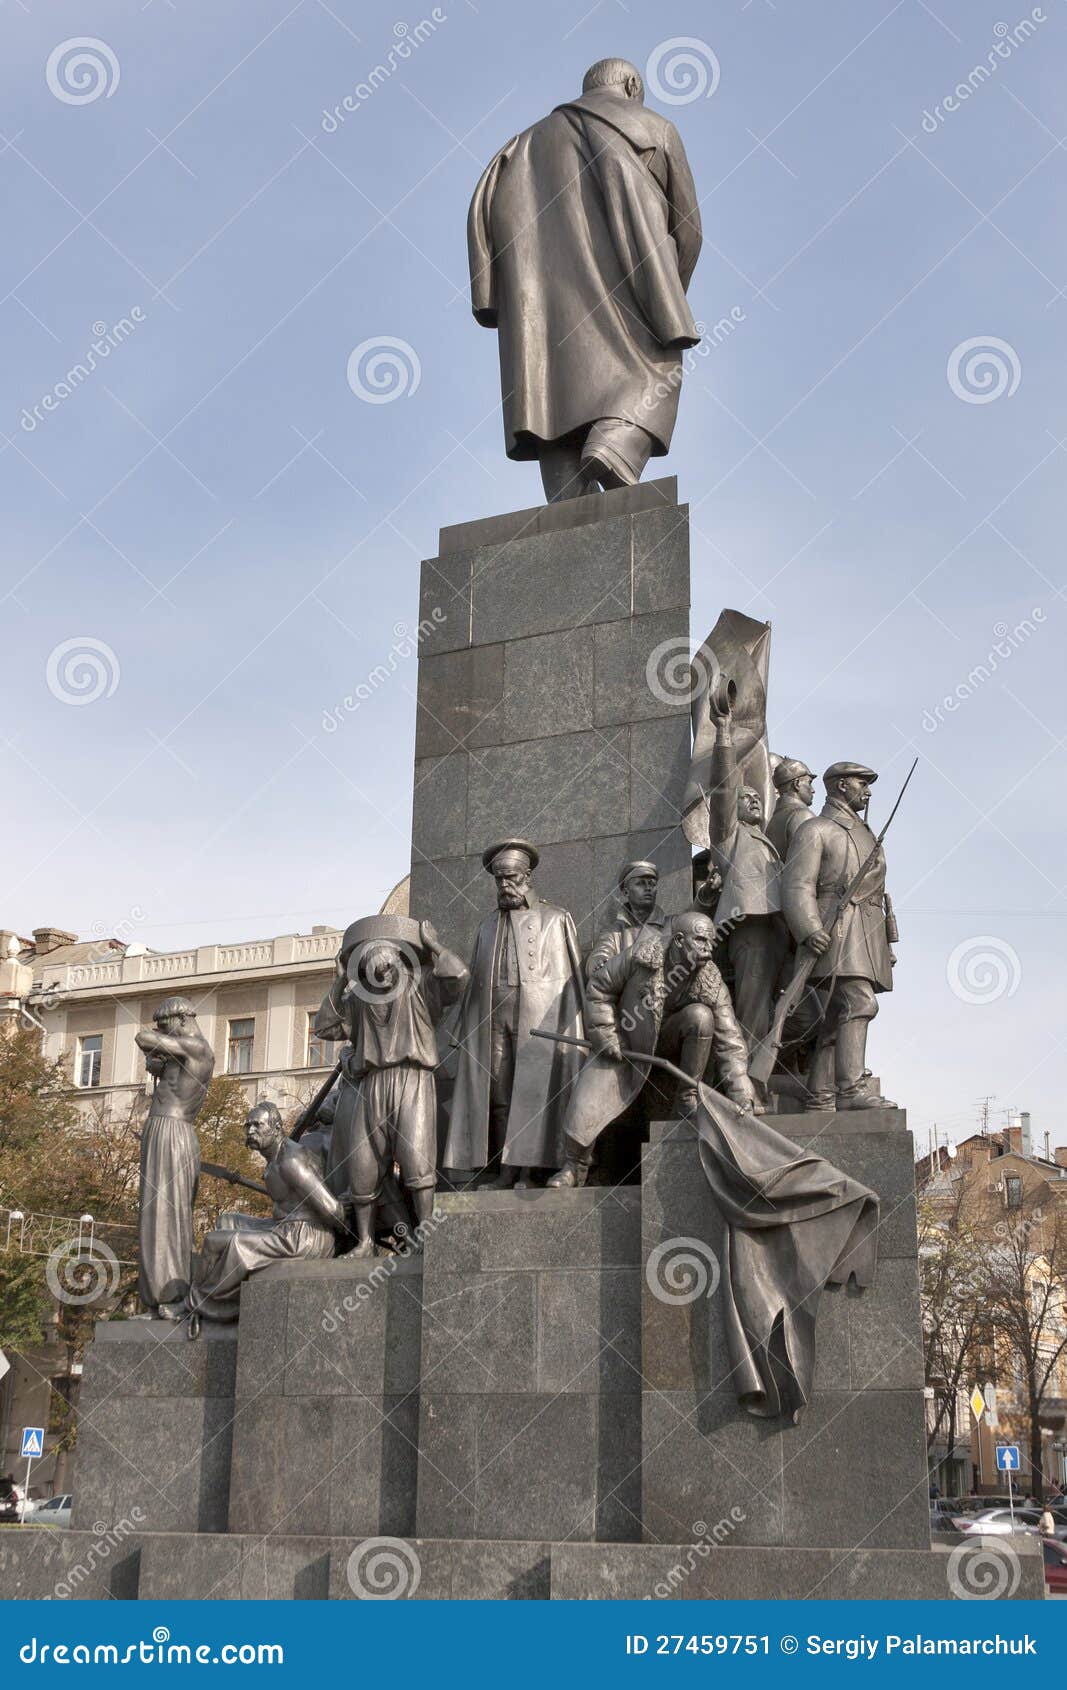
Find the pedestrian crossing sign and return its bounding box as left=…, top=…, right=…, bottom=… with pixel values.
left=20, top=1427, right=44, bottom=1458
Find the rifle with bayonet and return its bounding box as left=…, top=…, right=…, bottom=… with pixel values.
left=748, top=757, right=918, bottom=1087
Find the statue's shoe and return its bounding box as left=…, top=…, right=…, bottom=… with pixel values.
left=546, top=1163, right=587, bottom=1190
left=804, top=1093, right=836, bottom=1112
left=838, top=1092, right=897, bottom=1111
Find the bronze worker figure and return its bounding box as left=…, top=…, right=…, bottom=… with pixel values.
left=766, top=758, right=815, bottom=860
left=314, top=916, right=467, bottom=1254
left=548, top=910, right=757, bottom=1189
left=781, top=762, right=899, bottom=1111
left=468, top=58, right=702, bottom=502
left=705, top=692, right=788, bottom=1096
left=172, top=1103, right=345, bottom=1333
left=134, top=997, right=214, bottom=1317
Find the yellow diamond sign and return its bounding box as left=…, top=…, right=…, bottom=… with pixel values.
left=970, top=1385, right=986, bottom=1423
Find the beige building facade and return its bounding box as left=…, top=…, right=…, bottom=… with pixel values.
left=24, top=926, right=346, bottom=1121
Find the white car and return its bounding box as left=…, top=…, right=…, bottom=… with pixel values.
left=25, top=1494, right=72, bottom=1529
left=956, top=1507, right=1067, bottom=1540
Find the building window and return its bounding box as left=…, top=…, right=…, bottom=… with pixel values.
left=1005, top=1175, right=1022, bottom=1209
left=306, top=1015, right=337, bottom=1070
left=226, top=1017, right=255, bottom=1074
left=76, top=1034, right=102, bottom=1088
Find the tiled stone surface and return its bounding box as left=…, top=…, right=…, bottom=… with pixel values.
left=411, top=491, right=692, bottom=961
left=70, top=1324, right=238, bottom=1536
left=227, top=1258, right=426, bottom=1541
left=7, top=1530, right=1018, bottom=1601
left=641, top=1111, right=932, bottom=1552
left=416, top=1188, right=642, bottom=1543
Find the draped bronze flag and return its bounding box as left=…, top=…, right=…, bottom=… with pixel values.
left=692, top=1080, right=879, bottom=1422
left=683, top=610, right=772, bottom=848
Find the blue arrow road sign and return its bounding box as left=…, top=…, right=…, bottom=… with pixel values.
left=20, top=1427, right=44, bottom=1458
left=996, top=1444, right=1021, bottom=1471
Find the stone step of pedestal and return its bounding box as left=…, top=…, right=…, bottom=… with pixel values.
left=0, top=1528, right=1043, bottom=1601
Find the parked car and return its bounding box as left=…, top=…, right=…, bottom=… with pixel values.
left=0, top=1478, right=27, bottom=1524
left=955, top=1507, right=1043, bottom=1536
left=26, top=1494, right=72, bottom=1529
left=1041, top=1536, right=1067, bottom=1595
left=930, top=1502, right=965, bottom=1533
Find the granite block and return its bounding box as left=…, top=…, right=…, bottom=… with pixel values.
left=594, top=608, right=692, bottom=731
left=0, top=1528, right=142, bottom=1600
left=228, top=1395, right=333, bottom=1536
left=81, top=1320, right=236, bottom=1399
left=439, top=476, right=677, bottom=553
left=476, top=1188, right=640, bottom=1270
left=632, top=502, right=691, bottom=614
left=465, top=726, right=631, bottom=851
left=234, top=1267, right=287, bottom=1399
left=469, top=517, right=632, bottom=645
left=328, top=1536, right=552, bottom=1600
left=419, top=1270, right=537, bottom=1394
left=537, top=1268, right=641, bottom=1394
left=780, top=1388, right=930, bottom=1550
left=467, top=625, right=594, bottom=746
left=551, top=1542, right=836, bottom=1601
left=415, top=643, right=504, bottom=757
left=472, top=1392, right=599, bottom=1541
left=629, top=716, right=691, bottom=829
left=419, top=553, right=471, bottom=653
left=832, top=1538, right=1045, bottom=1600
left=282, top=1273, right=388, bottom=1398
left=594, top=1389, right=644, bottom=1542
left=73, top=1394, right=234, bottom=1536
left=414, top=1394, right=479, bottom=1539
left=811, top=1283, right=852, bottom=1392
left=848, top=1258, right=924, bottom=1390
left=412, top=752, right=468, bottom=860
left=642, top=1388, right=785, bottom=1548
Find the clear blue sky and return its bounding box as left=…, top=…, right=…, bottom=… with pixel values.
left=3, top=1, right=1065, bottom=1151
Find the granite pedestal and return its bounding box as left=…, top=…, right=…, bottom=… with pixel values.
left=641, top=1108, right=930, bottom=1555
left=415, top=1187, right=642, bottom=1544
left=226, top=1254, right=423, bottom=1538
left=411, top=478, right=694, bottom=955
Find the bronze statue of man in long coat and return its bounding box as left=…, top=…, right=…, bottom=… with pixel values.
left=445, top=840, right=585, bottom=1184
left=468, top=57, right=702, bottom=502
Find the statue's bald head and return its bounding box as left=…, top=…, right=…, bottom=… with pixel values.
left=582, top=58, right=644, bottom=102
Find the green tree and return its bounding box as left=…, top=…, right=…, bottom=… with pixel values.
left=194, top=1076, right=271, bottom=1232
left=0, top=1250, right=49, bottom=1353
